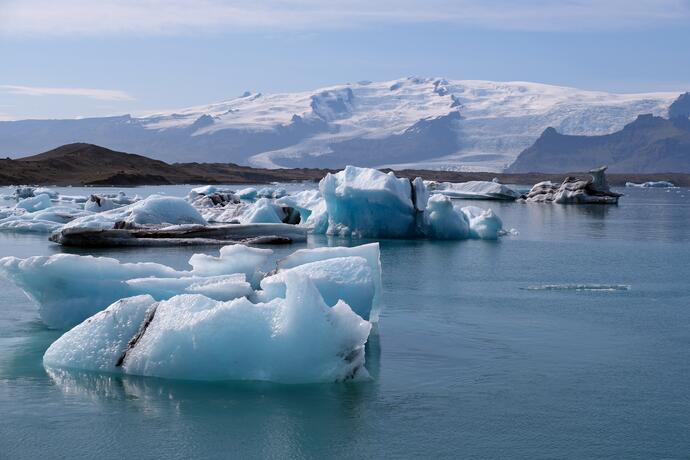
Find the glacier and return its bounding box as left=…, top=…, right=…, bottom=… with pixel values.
left=0, top=77, right=679, bottom=171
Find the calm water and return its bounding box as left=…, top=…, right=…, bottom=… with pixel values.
left=1, top=185, right=689, bottom=459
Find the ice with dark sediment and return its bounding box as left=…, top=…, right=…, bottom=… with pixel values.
left=27, top=244, right=381, bottom=383
left=521, top=166, right=622, bottom=204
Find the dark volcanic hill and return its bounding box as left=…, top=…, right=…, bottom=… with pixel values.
left=0, top=143, right=330, bottom=186
left=507, top=114, right=690, bottom=173
left=2, top=143, right=689, bottom=187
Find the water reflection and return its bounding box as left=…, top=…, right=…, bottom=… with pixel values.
left=43, top=331, right=381, bottom=457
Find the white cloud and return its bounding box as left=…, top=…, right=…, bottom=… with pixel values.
left=0, top=85, right=135, bottom=101
left=0, top=0, right=688, bottom=36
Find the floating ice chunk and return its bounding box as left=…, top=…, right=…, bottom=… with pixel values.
left=275, top=189, right=322, bottom=223
left=14, top=194, right=53, bottom=212
left=257, top=187, right=288, bottom=199
left=62, top=195, right=206, bottom=231
left=425, top=195, right=470, bottom=239
left=188, top=244, right=272, bottom=286
left=461, top=206, right=503, bottom=240
left=239, top=198, right=284, bottom=224
left=0, top=219, right=61, bottom=233
left=84, top=195, right=117, bottom=212
left=261, top=256, right=375, bottom=321
left=523, top=284, right=631, bottom=291
left=320, top=166, right=418, bottom=238
left=276, top=243, right=382, bottom=321
left=34, top=187, right=59, bottom=199
left=0, top=206, right=92, bottom=233
left=57, top=195, right=88, bottom=204
left=0, top=245, right=273, bottom=328
left=45, top=273, right=372, bottom=383
left=412, top=177, right=428, bottom=211
left=432, top=180, right=519, bottom=201
left=43, top=295, right=156, bottom=373
left=190, top=185, right=222, bottom=196
left=0, top=254, right=182, bottom=329
left=236, top=187, right=258, bottom=201
left=625, top=181, right=676, bottom=188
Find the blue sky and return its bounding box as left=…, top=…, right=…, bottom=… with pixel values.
left=1, top=0, right=689, bottom=120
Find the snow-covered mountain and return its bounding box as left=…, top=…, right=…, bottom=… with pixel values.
left=0, top=77, right=680, bottom=171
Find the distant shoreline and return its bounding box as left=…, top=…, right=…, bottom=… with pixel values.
left=2, top=143, right=689, bottom=187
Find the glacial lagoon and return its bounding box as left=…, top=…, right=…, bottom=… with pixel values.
left=1, top=184, right=690, bottom=459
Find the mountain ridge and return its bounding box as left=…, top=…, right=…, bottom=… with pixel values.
left=0, top=77, right=679, bottom=172
left=2, top=143, right=689, bottom=187
left=507, top=114, right=690, bottom=173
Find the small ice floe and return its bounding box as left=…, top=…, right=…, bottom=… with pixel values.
left=521, top=166, right=622, bottom=204
left=430, top=180, right=519, bottom=201
left=522, top=284, right=631, bottom=292
left=625, top=181, right=676, bottom=188
left=14, top=194, right=53, bottom=213
left=0, top=206, right=92, bottom=233
left=257, top=186, right=288, bottom=199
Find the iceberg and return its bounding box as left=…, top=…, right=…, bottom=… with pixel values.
left=424, top=195, right=470, bottom=240
left=0, top=243, right=381, bottom=328
left=236, top=187, right=258, bottom=201
left=461, top=206, right=504, bottom=240
left=0, top=253, right=182, bottom=329
left=315, top=166, right=504, bottom=240
left=14, top=193, right=53, bottom=212
left=257, top=186, right=288, bottom=199
left=272, top=243, right=382, bottom=321
left=275, top=189, right=322, bottom=222
left=319, top=166, right=421, bottom=238
left=187, top=244, right=272, bottom=287
left=522, top=166, right=622, bottom=204
left=431, top=180, right=519, bottom=201
left=0, top=205, right=92, bottom=233
left=43, top=273, right=372, bottom=383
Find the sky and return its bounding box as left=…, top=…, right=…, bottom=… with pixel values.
left=1, top=0, right=689, bottom=120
